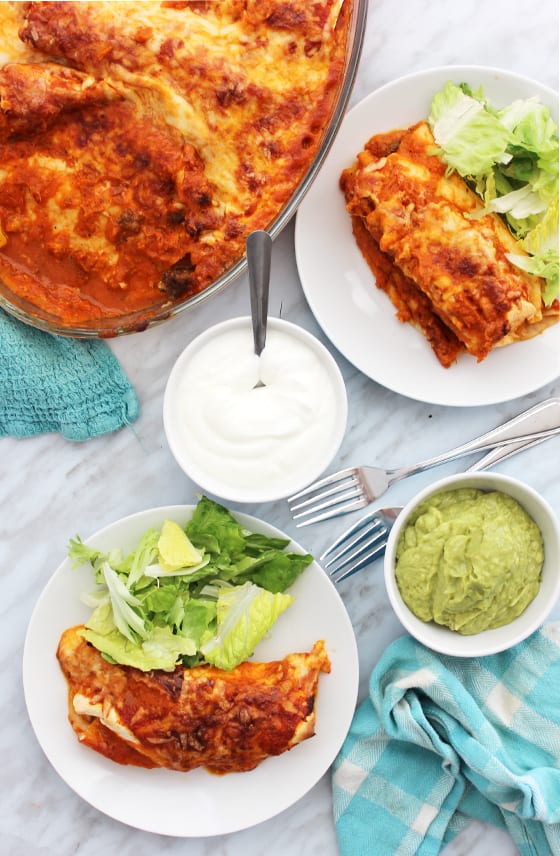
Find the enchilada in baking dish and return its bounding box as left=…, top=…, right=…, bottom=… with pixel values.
left=0, top=0, right=352, bottom=328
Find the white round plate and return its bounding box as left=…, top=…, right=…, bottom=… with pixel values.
left=295, top=65, right=560, bottom=407
left=23, top=506, right=359, bottom=837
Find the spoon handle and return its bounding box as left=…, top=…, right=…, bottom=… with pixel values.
left=247, top=230, right=272, bottom=356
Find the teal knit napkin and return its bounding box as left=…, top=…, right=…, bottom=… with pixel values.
left=333, top=624, right=560, bottom=856
left=0, top=310, right=139, bottom=441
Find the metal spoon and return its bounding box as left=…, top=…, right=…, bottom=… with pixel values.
left=247, top=230, right=272, bottom=388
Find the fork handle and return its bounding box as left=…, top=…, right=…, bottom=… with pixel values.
left=388, top=397, right=560, bottom=484
left=466, top=435, right=549, bottom=471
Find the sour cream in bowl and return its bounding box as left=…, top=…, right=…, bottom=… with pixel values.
left=163, top=316, right=348, bottom=504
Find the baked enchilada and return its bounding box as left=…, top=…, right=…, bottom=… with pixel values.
left=341, top=121, right=558, bottom=367
left=0, top=0, right=352, bottom=330
left=58, top=625, right=331, bottom=773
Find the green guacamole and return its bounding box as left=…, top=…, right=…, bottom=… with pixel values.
left=395, top=488, right=544, bottom=635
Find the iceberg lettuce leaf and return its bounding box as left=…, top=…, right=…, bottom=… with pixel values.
left=428, top=81, right=512, bottom=176
left=428, top=81, right=559, bottom=303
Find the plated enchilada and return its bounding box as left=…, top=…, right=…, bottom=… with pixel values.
left=340, top=120, right=558, bottom=367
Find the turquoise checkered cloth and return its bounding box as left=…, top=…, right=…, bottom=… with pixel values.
left=0, top=309, right=139, bottom=440
left=333, top=624, right=560, bottom=856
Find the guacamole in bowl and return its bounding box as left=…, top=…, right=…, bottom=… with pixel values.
left=394, top=487, right=544, bottom=635
left=384, top=472, right=560, bottom=657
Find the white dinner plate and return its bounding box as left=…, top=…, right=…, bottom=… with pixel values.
left=295, top=65, right=560, bottom=407
left=23, top=506, right=359, bottom=837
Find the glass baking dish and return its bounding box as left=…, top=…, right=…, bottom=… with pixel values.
left=0, top=0, right=367, bottom=338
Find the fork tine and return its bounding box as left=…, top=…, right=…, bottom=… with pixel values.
left=287, top=467, right=355, bottom=503
left=331, top=540, right=388, bottom=584
left=288, top=466, right=371, bottom=525
left=322, top=520, right=387, bottom=570
left=327, top=527, right=387, bottom=576
left=320, top=511, right=385, bottom=563
left=288, top=477, right=362, bottom=513
left=291, top=485, right=364, bottom=519
left=293, top=496, right=369, bottom=527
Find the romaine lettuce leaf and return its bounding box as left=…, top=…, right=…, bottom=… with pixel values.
left=181, top=598, right=217, bottom=647
left=69, top=496, right=311, bottom=672
left=102, top=561, right=147, bottom=642
left=506, top=248, right=559, bottom=306
left=79, top=623, right=197, bottom=672
left=201, top=581, right=293, bottom=671
left=236, top=549, right=313, bottom=593
left=186, top=494, right=246, bottom=558
left=140, top=584, right=186, bottom=618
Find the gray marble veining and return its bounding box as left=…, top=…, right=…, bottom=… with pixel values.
left=2, top=1, right=558, bottom=854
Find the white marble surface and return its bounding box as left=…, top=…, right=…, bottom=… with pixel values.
left=2, top=1, right=559, bottom=854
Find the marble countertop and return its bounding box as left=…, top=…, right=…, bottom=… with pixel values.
left=2, top=1, right=558, bottom=854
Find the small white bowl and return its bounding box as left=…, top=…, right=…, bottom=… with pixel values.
left=163, top=315, right=348, bottom=504
left=384, top=472, right=560, bottom=657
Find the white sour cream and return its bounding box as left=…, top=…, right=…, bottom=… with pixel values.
left=164, top=318, right=347, bottom=502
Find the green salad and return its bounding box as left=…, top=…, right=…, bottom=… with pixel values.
left=428, top=81, right=559, bottom=306
left=69, top=495, right=313, bottom=673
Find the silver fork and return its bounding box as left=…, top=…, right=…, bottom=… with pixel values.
left=321, top=434, right=550, bottom=584
left=288, top=397, right=560, bottom=526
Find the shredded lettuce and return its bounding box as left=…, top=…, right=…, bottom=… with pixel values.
left=428, top=81, right=559, bottom=305
left=69, top=495, right=313, bottom=672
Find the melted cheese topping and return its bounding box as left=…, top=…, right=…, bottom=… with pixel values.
left=58, top=625, right=331, bottom=773
left=0, top=1, right=351, bottom=328
left=342, top=121, right=551, bottom=365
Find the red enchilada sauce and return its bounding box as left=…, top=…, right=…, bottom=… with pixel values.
left=0, top=98, right=225, bottom=329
